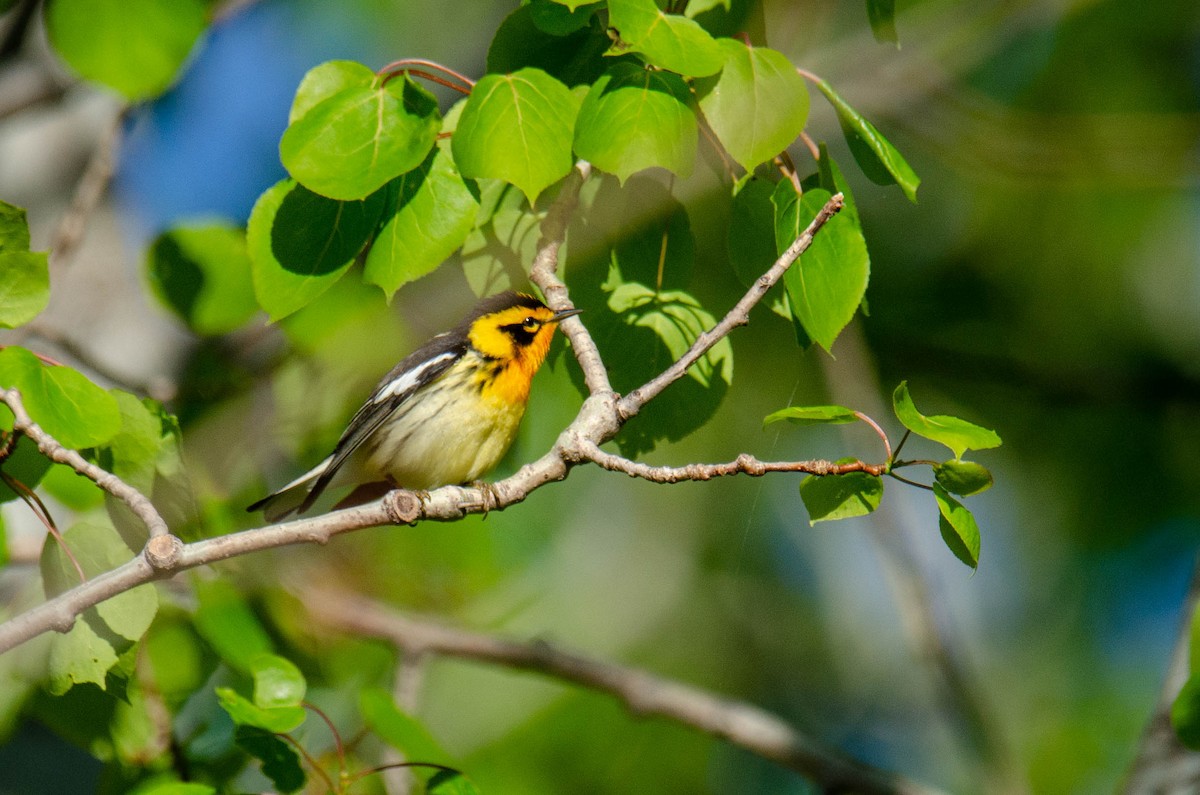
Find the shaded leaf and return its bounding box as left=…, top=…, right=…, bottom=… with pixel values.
left=933, top=482, right=981, bottom=569
left=0, top=435, right=53, bottom=503
left=763, top=405, right=858, bottom=427
left=697, top=40, right=809, bottom=172
left=812, top=78, right=919, bottom=201
left=934, top=459, right=993, bottom=496
left=460, top=184, right=542, bottom=296
left=145, top=222, right=258, bottom=335
left=280, top=76, right=441, bottom=201
left=487, top=5, right=609, bottom=87
left=360, top=687, right=451, bottom=764
left=528, top=0, right=602, bottom=35
left=607, top=0, right=724, bottom=77
left=428, top=770, right=482, bottom=795
left=452, top=68, right=580, bottom=203
left=1173, top=675, right=1200, bottom=749
left=728, top=177, right=789, bottom=318
left=866, top=0, right=898, bottom=45
left=44, top=0, right=206, bottom=100
left=364, top=146, right=479, bottom=298
left=192, top=578, right=273, bottom=672
left=892, top=381, right=1002, bottom=460
left=235, top=726, right=306, bottom=793
left=800, top=470, right=882, bottom=523
left=574, top=62, right=697, bottom=182
left=0, top=347, right=121, bottom=449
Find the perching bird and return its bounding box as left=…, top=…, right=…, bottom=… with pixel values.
left=248, top=291, right=581, bottom=522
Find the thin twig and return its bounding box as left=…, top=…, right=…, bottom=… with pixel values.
left=377, top=59, right=475, bottom=91
left=617, top=193, right=844, bottom=419
left=307, top=590, right=946, bottom=795
left=578, top=442, right=886, bottom=482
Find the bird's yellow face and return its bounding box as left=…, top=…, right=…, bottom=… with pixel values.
left=468, top=302, right=571, bottom=405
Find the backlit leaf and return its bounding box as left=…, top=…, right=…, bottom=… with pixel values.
left=866, top=0, right=899, bottom=45
left=0, top=347, right=121, bottom=449
left=763, top=405, right=858, bottom=427
left=216, top=688, right=306, bottom=734
left=251, top=653, right=306, bottom=709
left=607, top=0, right=724, bottom=77
left=452, top=68, right=580, bottom=203
left=892, top=381, right=1002, bottom=460
left=812, top=78, right=919, bottom=201
left=288, top=60, right=376, bottom=125
left=146, top=222, right=258, bottom=335
left=697, top=40, right=809, bottom=172
left=934, top=459, right=993, bottom=496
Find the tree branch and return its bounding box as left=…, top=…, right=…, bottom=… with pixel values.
left=305, top=589, right=946, bottom=795
left=578, top=441, right=885, bottom=482
left=0, top=192, right=848, bottom=658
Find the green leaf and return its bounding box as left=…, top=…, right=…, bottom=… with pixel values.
left=144, top=617, right=211, bottom=709
left=587, top=284, right=731, bottom=457
left=428, top=770, right=482, bottom=795
left=360, top=687, right=451, bottom=764
left=865, top=0, right=898, bottom=45
left=0, top=200, right=32, bottom=251
left=0, top=435, right=53, bottom=503
left=607, top=0, right=724, bottom=77
left=44, top=0, right=206, bottom=101
left=145, top=222, right=258, bottom=335
left=696, top=40, right=809, bottom=172
left=0, top=251, right=50, bottom=329
left=528, top=0, right=602, bottom=35
left=40, top=520, right=158, bottom=693
left=547, top=0, right=594, bottom=9
left=763, top=405, right=858, bottom=427
left=799, top=470, right=883, bottom=523
left=364, top=146, right=479, bottom=299
left=812, top=78, right=919, bottom=201
left=685, top=0, right=732, bottom=16
left=452, top=68, right=580, bottom=203
left=130, top=780, right=217, bottom=795
left=247, top=179, right=384, bottom=320
left=235, top=726, right=306, bottom=793
left=0, top=347, right=121, bottom=449
left=574, top=62, right=697, bottom=182
left=728, top=177, right=789, bottom=318
left=460, top=186, right=542, bottom=296
left=251, top=653, right=306, bottom=709
left=288, top=60, right=376, bottom=124
left=892, top=381, right=1002, bottom=460
left=773, top=184, right=869, bottom=352
left=608, top=177, right=694, bottom=291
left=280, top=75, right=441, bottom=201
left=1173, top=675, right=1200, bottom=749
left=103, top=390, right=167, bottom=495
left=192, top=578, right=273, bottom=672
left=933, top=482, right=981, bottom=569
left=216, top=688, right=306, bottom=734
left=933, top=460, right=993, bottom=496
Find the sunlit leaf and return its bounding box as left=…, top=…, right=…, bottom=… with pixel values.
left=0, top=347, right=121, bottom=449
left=44, top=0, right=206, bottom=100
left=288, top=59, right=376, bottom=124
left=0, top=200, right=32, bottom=251
left=0, top=251, right=49, bottom=330
left=607, top=0, right=724, bottom=77
left=251, top=653, right=306, bottom=709
left=812, top=78, right=919, bottom=201
left=280, top=76, right=441, bottom=201
left=452, top=68, right=579, bottom=203
left=129, top=780, right=217, bottom=795
left=146, top=222, right=258, bottom=335
left=933, top=482, right=981, bottom=569
left=934, top=459, right=994, bottom=496
left=799, top=470, right=882, bottom=523
left=697, top=40, right=809, bottom=172
left=216, top=688, right=306, bottom=734
left=1173, top=674, right=1200, bottom=749
left=428, top=770, right=483, bottom=795
left=364, top=146, right=479, bottom=299
left=574, top=62, right=697, bottom=182
left=763, top=405, right=858, bottom=428
left=892, top=381, right=1002, bottom=460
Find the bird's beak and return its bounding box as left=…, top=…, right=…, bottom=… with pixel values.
left=551, top=307, right=584, bottom=323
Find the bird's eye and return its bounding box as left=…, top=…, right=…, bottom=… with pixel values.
left=521, top=317, right=539, bottom=331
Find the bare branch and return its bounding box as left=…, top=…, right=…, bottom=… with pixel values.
left=306, top=590, right=947, bottom=795
left=617, top=193, right=844, bottom=420
left=578, top=441, right=885, bottom=482
left=48, top=105, right=127, bottom=271
left=1, top=388, right=169, bottom=538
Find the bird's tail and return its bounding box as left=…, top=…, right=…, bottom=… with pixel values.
left=246, top=455, right=333, bottom=523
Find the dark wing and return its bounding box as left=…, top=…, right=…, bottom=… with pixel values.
left=247, top=332, right=464, bottom=520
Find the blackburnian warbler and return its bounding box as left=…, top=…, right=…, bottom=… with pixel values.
left=248, top=291, right=581, bottom=522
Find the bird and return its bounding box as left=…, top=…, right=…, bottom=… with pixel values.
left=247, top=291, right=582, bottom=522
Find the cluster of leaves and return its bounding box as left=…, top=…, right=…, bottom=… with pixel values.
left=766, top=382, right=1001, bottom=569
